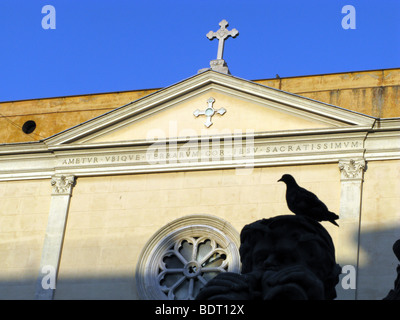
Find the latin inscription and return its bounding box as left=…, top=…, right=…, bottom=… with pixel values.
left=59, top=140, right=361, bottom=167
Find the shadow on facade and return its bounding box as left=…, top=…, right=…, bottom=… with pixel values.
left=353, top=225, right=400, bottom=300
left=54, top=275, right=139, bottom=299
left=0, top=275, right=138, bottom=300
left=335, top=223, right=400, bottom=300
left=0, top=225, right=399, bottom=300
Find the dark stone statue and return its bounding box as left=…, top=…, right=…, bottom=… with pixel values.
left=196, top=215, right=341, bottom=300
left=383, top=239, right=400, bottom=300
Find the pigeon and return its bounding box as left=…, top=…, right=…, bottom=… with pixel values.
left=278, top=174, right=339, bottom=227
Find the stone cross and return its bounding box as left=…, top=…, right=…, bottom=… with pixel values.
left=207, top=19, right=239, bottom=60
left=193, top=97, right=226, bottom=128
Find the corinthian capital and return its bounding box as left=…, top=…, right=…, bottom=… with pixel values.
left=338, top=159, right=366, bottom=180
left=51, top=175, right=75, bottom=195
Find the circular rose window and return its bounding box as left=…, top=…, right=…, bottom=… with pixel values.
left=135, top=215, right=241, bottom=300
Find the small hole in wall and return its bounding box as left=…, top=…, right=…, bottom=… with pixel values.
left=22, top=120, right=36, bottom=134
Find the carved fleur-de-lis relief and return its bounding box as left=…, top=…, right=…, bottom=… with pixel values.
left=51, top=175, right=75, bottom=195
left=338, top=159, right=366, bottom=180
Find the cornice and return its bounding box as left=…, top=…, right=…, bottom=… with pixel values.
left=0, top=125, right=398, bottom=181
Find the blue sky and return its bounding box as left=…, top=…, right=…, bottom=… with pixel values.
left=0, top=0, right=399, bottom=102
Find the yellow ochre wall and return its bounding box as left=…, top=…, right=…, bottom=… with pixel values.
left=0, top=68, right=399, bottom=300
left=0, top=179, right=51, bottom=299
left=357, top=160, right=400, bottom=299
left=1, top=69, right=399, bottom=144
left=0, top=145, right=398, bottom=299
left=54, top=164, right=341, bottom=299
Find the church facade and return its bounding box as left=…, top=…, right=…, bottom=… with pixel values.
left=0, top=23, right=399, bottom=299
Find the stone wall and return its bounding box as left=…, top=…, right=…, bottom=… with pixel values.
left=55, top=164, right=340, bottom=299
left=0, top=179, right=51, bottom=299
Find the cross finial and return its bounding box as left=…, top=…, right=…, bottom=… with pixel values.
left=198, top=20, right=239, bottom=74
left=206, top=19, right=239, bottom=60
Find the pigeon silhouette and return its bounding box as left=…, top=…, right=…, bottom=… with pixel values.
left=278, top=174, right=339, bottom=227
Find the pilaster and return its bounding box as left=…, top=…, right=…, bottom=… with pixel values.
left=337, top=158, right=366, bottom=300
left=34, top=175, right=76, bottom=300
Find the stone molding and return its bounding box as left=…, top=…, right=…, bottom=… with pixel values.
left=0, top=71, right=398, bottom=182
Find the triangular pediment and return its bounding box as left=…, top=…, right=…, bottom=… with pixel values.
left=44, top=70, right=376, bottom=146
